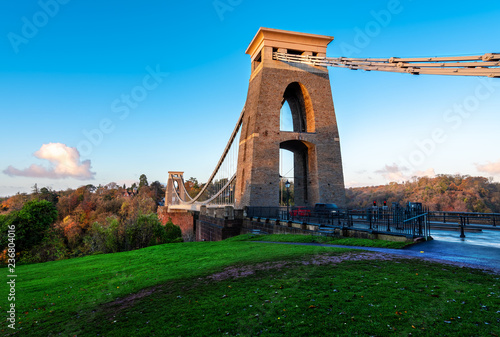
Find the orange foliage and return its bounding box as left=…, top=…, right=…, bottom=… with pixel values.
left=346, top=174, right=500, bottom=212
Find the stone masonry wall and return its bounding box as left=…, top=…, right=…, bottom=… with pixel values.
left=235, top=60, right=346, bottom=209
left=196, top=215, right=242, bottom=241
left=157, top=206, right=196, bottom=241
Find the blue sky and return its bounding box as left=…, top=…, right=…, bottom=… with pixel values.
left=1, top=0, right=499, bottom=197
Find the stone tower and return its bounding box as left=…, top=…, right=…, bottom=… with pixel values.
left=234, top=28, right=345, bottom=209
left=165, top=171, right=188, bottom=207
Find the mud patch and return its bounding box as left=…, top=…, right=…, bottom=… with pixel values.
left=206, top=251, right=499, bottom=282
left=207, top=252, right=399, bottom=282
left=100, top=284, right=166, bottom=321
left=99, top=251, right=498, bottom=321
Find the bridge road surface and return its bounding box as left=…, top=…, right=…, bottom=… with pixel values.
left=330, top=217, right=500, bottom=232
left=405, top=228, right=500, bottom=271
left=258, top=228, right=500, bottom=273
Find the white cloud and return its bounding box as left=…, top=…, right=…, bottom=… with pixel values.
left=414, top=168, right=436, bottom=178
left=476, top=159, right=500, bottom=175
left=375, top=164, right=436, bottom=183
left=375, top=163, right=409, bottom=182
left=3, top=143, right=95, bottom=180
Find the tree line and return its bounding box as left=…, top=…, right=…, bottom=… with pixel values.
left=0, top=175, right=182, bottom=265
left=346, top=174, right=500, bottom=213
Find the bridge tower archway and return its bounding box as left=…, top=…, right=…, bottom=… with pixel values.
left=235, top=28, right=345, bottom=208
left=280, top=82, right=315, bottom=133
left=279, top=139, right=317, bottom=207
left=166, top=171, right=188, bottom=206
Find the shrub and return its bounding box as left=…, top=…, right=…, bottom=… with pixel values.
left=164, top=218, right=183, bottom=243
left=0, top=200, right=58, bottom=253
left=85, top=217, right=121, bottom=254
left=19, top=228, right=68, bottom=264
left=124, top=214, right=183, bottom=250
left=125, top=214, right=159, bottom=249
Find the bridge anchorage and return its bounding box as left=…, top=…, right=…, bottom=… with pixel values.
left=158, top=27, right=499, bottom=242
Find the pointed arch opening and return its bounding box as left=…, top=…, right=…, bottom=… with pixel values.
left=279, top=82, right=315, bottom=133
left=280, top=140, right=316, bottom=206
left=279, top=148, right=294, bottom=206
left=280, top=101, right=293, bottom=132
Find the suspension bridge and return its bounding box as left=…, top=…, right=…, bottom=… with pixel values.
left=158, top=27, right=499, bottom=241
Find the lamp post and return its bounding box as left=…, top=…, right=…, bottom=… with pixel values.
left=285, top=180, right=290, bottom=220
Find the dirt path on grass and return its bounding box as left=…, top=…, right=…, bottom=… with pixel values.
left=100, top=246, right=498, bottom=319
left=254, top=241, right=500, bottom=274
left=101, top=251, right=400, bottom=317
left=207, top=251, right=399, bottom=281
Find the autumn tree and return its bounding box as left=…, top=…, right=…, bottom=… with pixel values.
left=39, top=187, right=59, bottom=204
left=2, top=193, right=30, bottom=212
left=139, top=174, right=149, bottom=190
left=150, top=181, right=165, bottom=205
left=346, top=174, right=500, bottom=212
left=185, top=177, right=201, bottom=198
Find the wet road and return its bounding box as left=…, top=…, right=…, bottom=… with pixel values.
left=404, top=228, right=500, bottom=271
left=258, top=229, right=500, bottom=273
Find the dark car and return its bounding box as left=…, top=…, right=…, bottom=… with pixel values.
left=313, top=203, right=339, bottom=216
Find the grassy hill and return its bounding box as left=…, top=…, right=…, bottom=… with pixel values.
left=2, top=236, right=499, bottom=336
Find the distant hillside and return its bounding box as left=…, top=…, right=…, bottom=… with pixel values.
left=346, top=175, right=500, bottom=213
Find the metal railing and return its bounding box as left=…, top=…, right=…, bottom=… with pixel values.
left=427, top=211, right=499, bottom=227
left=404, top=213, right=430, bottom=241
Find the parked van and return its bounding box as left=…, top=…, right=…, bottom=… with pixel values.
left=314, top=203, right=339, bottom=215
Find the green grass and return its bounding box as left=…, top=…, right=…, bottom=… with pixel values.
left=2, top=240, right=499, bottom=336
left=236, top=233, right=410, bottom=249
left=1, top=240, right=349, bottom=336
left=101, top=259, right=500, bottom=337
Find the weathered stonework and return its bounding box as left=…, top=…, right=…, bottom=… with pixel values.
left=196, top=215, right=242, bottom=241
left=196, top=206, right=243, bottom=241
left=157, top=206, right=196, bottom=241
left=235, top=28, right=346, bottom=209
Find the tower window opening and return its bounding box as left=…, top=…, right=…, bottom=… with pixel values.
left=252, top=50, right=262, bottom=72
left=287, top=49, right=303, bottom=55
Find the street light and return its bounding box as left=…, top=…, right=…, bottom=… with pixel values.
left=285, top=180, right=290, bottom=220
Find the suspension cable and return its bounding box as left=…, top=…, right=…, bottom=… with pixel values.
left=177, top=107, right=244, bottom=205
left=274, top=52, right=500, bottom=77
